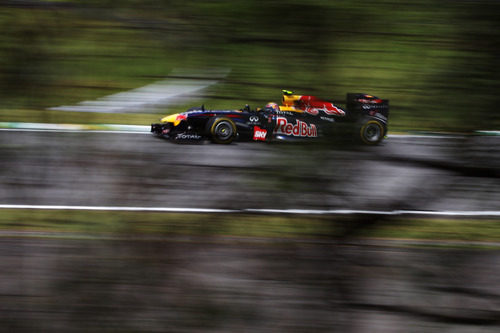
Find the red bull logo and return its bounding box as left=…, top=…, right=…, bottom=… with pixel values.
left=275, top=117, right=317, bottom=137
left=298, top=96, right=345, bottom=116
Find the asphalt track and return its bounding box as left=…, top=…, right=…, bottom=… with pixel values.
left=1, top=236, right=500, bottom=332
left=2, top=130, right=500, bottom=332
left=1, top=130, right=499, bottom=213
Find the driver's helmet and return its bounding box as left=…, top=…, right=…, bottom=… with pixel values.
left=265, top=102, right=280, bottom=112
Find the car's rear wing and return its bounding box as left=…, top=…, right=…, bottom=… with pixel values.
left=346, top=93, right=389, bottom=123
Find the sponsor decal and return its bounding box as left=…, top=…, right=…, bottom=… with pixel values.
left=275, top=111, right=296, bottom=116
left=248, top=115, right=260, bottom=124
left=357, top=97, right=383, bottom=104
left=299, top=95, right=346, bottom=116
left=304, top=107, right=319, bottom=116
left=363, top=104, right=389, bottom=110
left=175, top=133, right=202, bottom=140
left=275, top=117, right=317, bottom=138
left=322, top=105, right=345, bottom=116
left=253, top=126, right=267, bottom=141
left=320, top=116, right=335, bottom=123
left=304, top=105, right=345, bottom=116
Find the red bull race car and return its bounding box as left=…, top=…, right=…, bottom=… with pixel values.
left=151, top=90, right=389, bottom=145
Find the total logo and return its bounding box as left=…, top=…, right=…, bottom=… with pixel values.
left=175, top=133, right=202, bottom=140
left=275, top=117, right=317, bottom=138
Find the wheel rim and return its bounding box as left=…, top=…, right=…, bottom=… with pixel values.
left=214, top=121, right=233, bottom=140
left=363, top=123, right=382, bottom=143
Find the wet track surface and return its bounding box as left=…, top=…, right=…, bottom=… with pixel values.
left=1, top=130, right=500, bottom=332
left=1, top=237, right=500, bottom=332
left=1, top=130, right=499, bottom=212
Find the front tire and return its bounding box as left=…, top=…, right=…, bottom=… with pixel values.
left=208, top=117, right=237, bottom=144
left=359, top=119, right=385, bottom=145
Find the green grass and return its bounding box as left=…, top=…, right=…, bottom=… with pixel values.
left=0, top=210, right=331, bottom=239
left=1, top=210, right=499, bottom=246
left=360, top=218, right=500, bottom=243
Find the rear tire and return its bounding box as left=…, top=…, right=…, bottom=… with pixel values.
left=359, top=119, right=385, bottom=145
left=208, top=117, right=237, bottom=144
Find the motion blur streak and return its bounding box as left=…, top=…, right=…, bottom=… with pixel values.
left=2, top=205, right=500, bottom=217
left=1, top=238, right=499, bottom=332
left=1, top=131, right=498, bottom=212
left=1, top=0, right=500, bottom=332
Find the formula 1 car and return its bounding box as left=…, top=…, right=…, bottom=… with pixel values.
left=151, top=90, right=389, bottom=144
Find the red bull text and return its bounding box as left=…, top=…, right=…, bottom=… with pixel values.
left=275, top=117, right=317, bottom=138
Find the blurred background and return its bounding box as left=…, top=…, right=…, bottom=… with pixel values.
left=1, top=1, right=500, bottom=332
left=1, top=0, right=499, bottom=131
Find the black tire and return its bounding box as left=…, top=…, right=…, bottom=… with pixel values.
left=207, top=117, right=237, bottom=144
left=359, top=119, right=385, bottom=145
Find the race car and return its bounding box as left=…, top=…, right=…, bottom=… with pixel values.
left=151, top=90, right=389, bottom=145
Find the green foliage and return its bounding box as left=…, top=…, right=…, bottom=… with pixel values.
left=0, top=0, right=499, bottom=130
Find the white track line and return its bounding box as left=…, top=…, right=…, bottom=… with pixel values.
left=48, top=68, right=231, bottom=114
left=1, top=205, right=499, bottom=217
left=0, top=123, right=150, bottom=133
left=386, top=134, right=463, bottom=139
left=0, top=205, right=236, bottom=213
left=0, top=128, right=150, bottom=134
